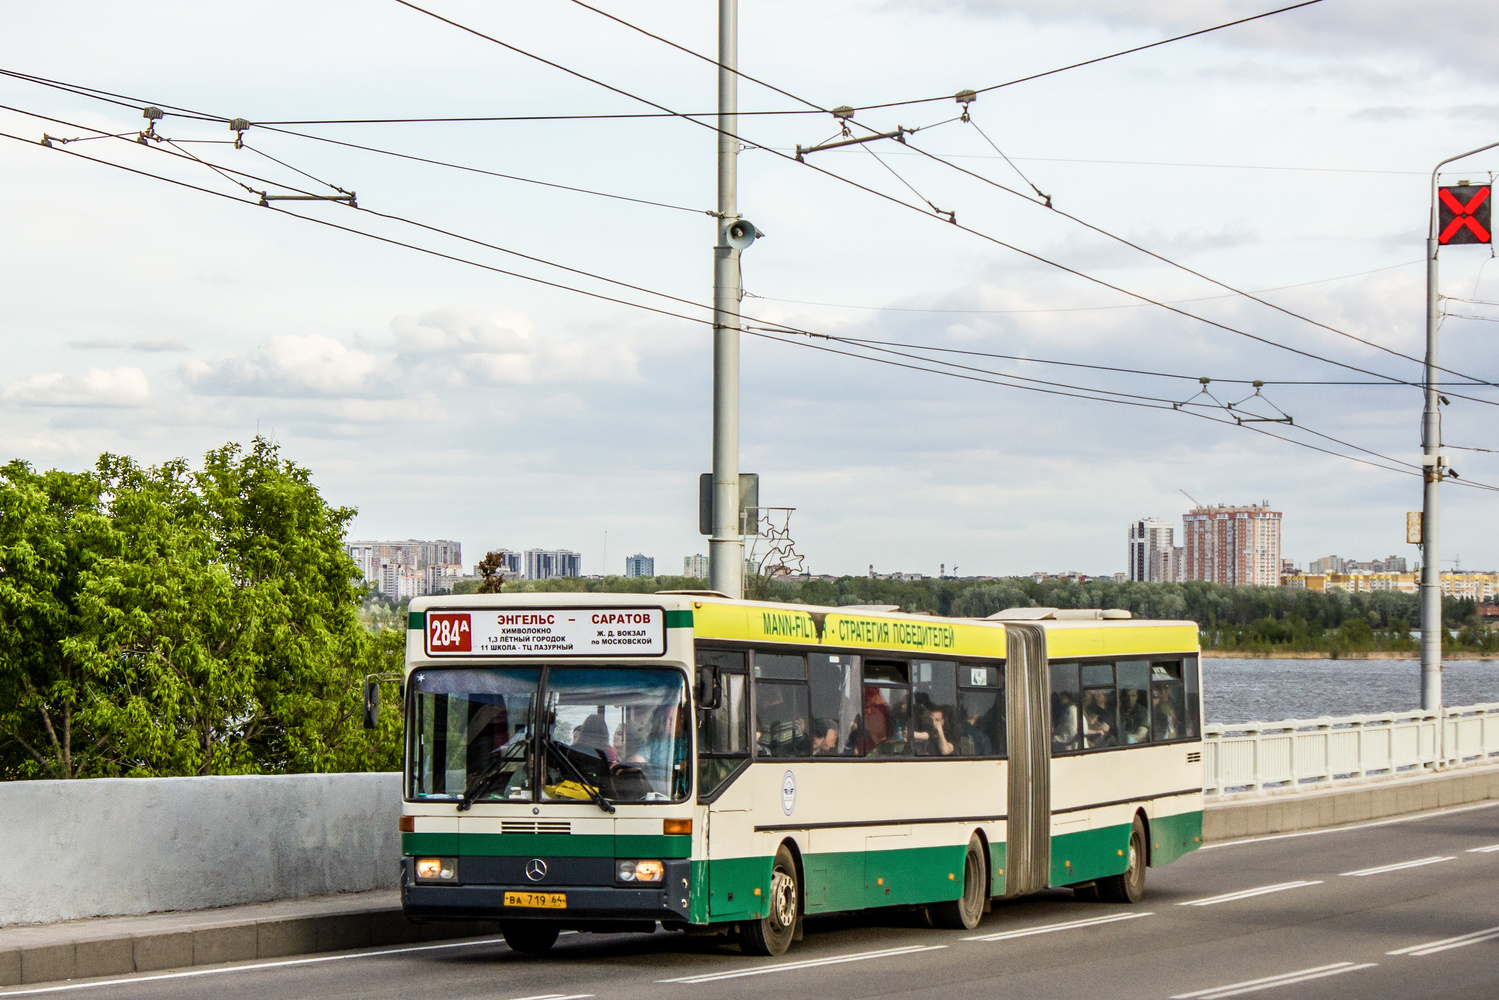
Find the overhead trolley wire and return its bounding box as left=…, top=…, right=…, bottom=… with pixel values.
left=899, top=133, right=1499, bottom=393
left=496, top=1, right=1499, bottom=398
left=10, top=125, right=1499, bottom=495
left=849, top=0, right=1329, bottom=113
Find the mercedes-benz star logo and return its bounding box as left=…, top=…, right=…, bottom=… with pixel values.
left=525, top=858, right=548, bottom=882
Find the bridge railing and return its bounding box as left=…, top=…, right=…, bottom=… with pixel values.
left=1203, top=701, right=1499, bottom=796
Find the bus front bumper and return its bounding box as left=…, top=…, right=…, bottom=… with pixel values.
left=401, top=860, right=693, bottom=926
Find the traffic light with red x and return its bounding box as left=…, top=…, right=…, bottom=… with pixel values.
left=1438, top=184, right=1492, bottom=245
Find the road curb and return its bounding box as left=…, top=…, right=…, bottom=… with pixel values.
left=1203, top=760, right=1499, bottom=842
left=0, top=898, right=496, bottom=989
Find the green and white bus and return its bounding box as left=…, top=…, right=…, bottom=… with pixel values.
left=392, top=593, right=1203, bottom=956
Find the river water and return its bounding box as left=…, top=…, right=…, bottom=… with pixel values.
left=1203, top=657, right=1499, bottom=724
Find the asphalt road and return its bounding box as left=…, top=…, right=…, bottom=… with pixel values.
left=9, top=802, right=1499, bottom=1000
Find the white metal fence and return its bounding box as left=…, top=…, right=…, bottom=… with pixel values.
left=1203, top=701, right=1499, bottom=796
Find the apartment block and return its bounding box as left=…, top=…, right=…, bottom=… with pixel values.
left=1128, top=518, right=1181, bottom=582
left=525, top=548, right=582, bottom=580
left=1182, top=501, right=1282, bottom=586
left=684, top=553, right=709, bottom=578
left=347, top=539, right=462, bottom=599
left=624, top=553, right=655, bottom=578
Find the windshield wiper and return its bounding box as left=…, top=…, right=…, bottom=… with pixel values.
left=543, top=735, right=616, bottom=814
left=457, top=742, right=526, bottom=812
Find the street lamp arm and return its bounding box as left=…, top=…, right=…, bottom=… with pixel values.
left=1428, top=139, right=1499, bottom=238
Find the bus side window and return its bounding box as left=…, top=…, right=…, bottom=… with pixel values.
left=859, top=660, right=912, bottom=757
left=1183, top=656, right=1201, bottom=739
left=1050, top=663, right=1081, bottom=754
left=912, top=660, right=957, bottom=757
left=754, top=651, right=809, bottom=758
left=1115, top=660, right=1151, bottom=745
left=956, top=664, right=1005, bottom=757
left=808, top=653, right=861, bottom=756
left=696, top=647, right=748, bottom=798
left=1079, top=661, right=1118, bottom=750
left=1151, top=662, right=1186, bottom=742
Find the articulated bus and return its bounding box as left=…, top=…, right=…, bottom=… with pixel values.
left=393, top=593, right=1203, bottom=956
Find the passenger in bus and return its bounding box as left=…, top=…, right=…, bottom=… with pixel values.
left=1082, top=690, right=1116, bottom=749
left=1051, top=690, right=1079, bottom=750
left=572, top=714, right=617, bottom=763
left=627, top=705, right=685, bottom=793
left=1152, top=685, right=1181, bottom=741
left=755, top=685, right=807, bottom=757
left=959, top=701, right=993, bottom=756
left=860, top=686, right=893, bottom=753
left=1119, top=688, right=1150, bottom=744
left=914, top=705, right=955, bottom=756
left=810, top=717, right=841, bottom=755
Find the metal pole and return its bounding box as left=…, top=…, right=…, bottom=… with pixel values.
left=708, top=0, right=743, bottom=598
left=1420, top=179, right=1442, bottom=719
left=1420, top=141, right=1499, bottom=745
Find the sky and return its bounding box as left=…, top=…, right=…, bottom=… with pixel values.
left=3, top=0, right=1499, bottom=579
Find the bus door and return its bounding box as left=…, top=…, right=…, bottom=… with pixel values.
left=1002, top=623, right=1050, bottom=897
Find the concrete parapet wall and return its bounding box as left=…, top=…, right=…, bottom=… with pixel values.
left=0, top=773, right=403, bottom=927
left=1203, top=761, right=1499, bottom=842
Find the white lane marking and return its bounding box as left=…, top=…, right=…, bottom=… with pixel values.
left=1340, top=855, right=1454, bottom=877
left=1388, top=924, right=1499, bottom=956
left=0, top=936, right=510, bottom=997
left=510, top=995, right=594, bottom=1000
left=1200, top=799, right=1499, bottom=851
left=1171, top=961, right=1378, bottom=999
left=1176, top=880, right=1322, bottom=906
left=658, top=944, right=946, bottom=984
left=1466, top=843, right=1499, bottom=853
left=963, top=911, right=1152, bottom=942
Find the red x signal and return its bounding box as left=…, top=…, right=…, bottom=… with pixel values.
left=1438, top=185, right=1492, bottom=245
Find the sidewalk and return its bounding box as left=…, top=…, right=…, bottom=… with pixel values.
left=0, top=890, right=495, bottom=988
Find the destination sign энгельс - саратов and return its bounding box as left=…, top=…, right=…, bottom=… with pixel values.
left=425, top=608, right=666, bottom=657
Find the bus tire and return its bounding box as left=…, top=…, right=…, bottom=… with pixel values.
left=740, top=844, right=798, bottom=956
left=929, top=834, right=987, bottom=930
left=1096, top=817, right=1146, bottom=904
left=500, top=922, right=559, bottom=955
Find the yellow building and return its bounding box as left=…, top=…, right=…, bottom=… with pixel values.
left=1285, top=572, right=1499, bottom=600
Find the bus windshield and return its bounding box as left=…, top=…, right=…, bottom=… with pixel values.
left=407, top=666, right=689, bottom=805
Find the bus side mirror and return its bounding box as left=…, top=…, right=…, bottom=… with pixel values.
left=362, top=679, right=380, bottom=730
left=695, top=666, right=720, bottom=710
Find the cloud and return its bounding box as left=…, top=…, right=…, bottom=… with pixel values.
left=2, top=367, right=152, bottom=407
left=69, top=338, right=191, bottom=352
left=181, top=335, right=382, bottom=398
left=390, top=304, right=531, bottom=355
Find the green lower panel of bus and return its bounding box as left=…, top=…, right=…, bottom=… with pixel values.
left=701, top=843, right=983, bottom=923
left=1146, top=809, right=1203, bottom=866
left=1051, top=824, right=1131, bottom=886
left=1048, top=810, right=1204, bottom=887
left=401, top=832, right=691, bottom=858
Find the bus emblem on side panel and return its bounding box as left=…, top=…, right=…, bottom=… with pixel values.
left=781, top=770, right=796, bottom=816
left=525, top=859, right=547, bottom=881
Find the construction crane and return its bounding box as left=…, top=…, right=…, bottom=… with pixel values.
left=1179, top=489, right=1206, bottom=509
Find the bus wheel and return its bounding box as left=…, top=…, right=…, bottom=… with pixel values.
left=741, top=845, right=798, bottom=956
left=929, top=834, right=987, bottom=930
left=501, top=922, right=560, bottom=955
left=1097, top=817, right=1146, bottom=904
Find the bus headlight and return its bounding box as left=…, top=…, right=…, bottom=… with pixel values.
left=616, top=860, right=664, bottom=883
left=415, top=857, right=458, bottom=882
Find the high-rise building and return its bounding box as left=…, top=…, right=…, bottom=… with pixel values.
left=624, top=553, right=655, bottom=578
left=684, top=553, right=709, bottom=578
left=524, top=548, right=582, bottom=580
left=1182, top=501, right=1282, bottom=586
left=346, top=539, right=462, bottom=598
left=1128, top=518, right=1176, bottom=582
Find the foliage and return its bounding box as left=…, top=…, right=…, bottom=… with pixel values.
left=0, top=439, right=402, bottom=780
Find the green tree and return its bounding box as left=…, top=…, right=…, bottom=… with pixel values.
left=0, top=463, right=114, bottom=778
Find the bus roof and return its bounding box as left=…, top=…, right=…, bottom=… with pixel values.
left=408, top=593, right=1199, bottom=660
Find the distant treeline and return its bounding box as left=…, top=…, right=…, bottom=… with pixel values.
left=507, top=574, right=1497, bottom=656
